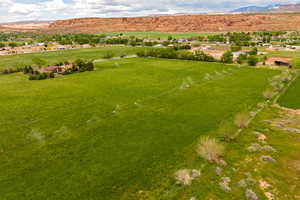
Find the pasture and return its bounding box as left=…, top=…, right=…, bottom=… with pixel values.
left=0, top=46, right=142, bottom=68
left=0, top=58, right=278, bottom=199
left=279, top=76, right=300, bottom=109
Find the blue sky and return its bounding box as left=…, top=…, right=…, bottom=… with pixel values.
left=0, top=0, right=299, bottom=23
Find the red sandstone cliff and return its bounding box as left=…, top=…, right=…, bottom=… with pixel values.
left=48, top=14, right=300, bottom=33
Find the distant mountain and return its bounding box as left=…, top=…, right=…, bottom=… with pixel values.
left=231, top=5, right=276, bottom=13
left=0, top=20, right=51, bottom=25
left=231, top=3, right=300, bottom=13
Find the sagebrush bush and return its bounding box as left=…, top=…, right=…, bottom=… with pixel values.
left=197, top=136, right=224, bottom=163
left=234, top=112, right=250, bottom=129
left=174, top=169, right=201, bottom=185
left=175, top=169, right=191, bottom=185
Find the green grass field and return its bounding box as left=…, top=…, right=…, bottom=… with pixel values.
left=0, top=58, right=278, bottom=200
left=266, top=50, right=300, bottom=58
left=279, top=76, right=300, bottom=109
left=0, top=46, right=143, bottom=68
left=109, top=32, right=216, bottom=39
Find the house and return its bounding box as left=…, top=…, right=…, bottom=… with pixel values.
left=154, top=44, right=164, bottom=48
left=232, top=51, right=248, bottom=58
left=265, top=57, right=292, bottom=67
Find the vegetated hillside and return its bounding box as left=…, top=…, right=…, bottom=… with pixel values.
left=48, top=13, right=300, bottom=34
left=0, top=58, right=277, bottom=200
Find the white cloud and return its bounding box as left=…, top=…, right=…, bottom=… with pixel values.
left=1, top=0, right=300, bottom=23
left=8, top=3, right=40, bottom=15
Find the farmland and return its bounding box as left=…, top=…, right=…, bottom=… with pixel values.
left=0, top=58, right=278, bottom=200
left=0, top=46, right=143, bottom=68
left=279, top=76, right=300, bottom=109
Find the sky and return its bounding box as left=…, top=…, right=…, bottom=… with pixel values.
left=0, top=0, right=299, bottom=23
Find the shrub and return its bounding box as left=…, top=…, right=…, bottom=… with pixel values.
left=263, top=88, right=275, bottom=100
left=247, top=56, right=259, bottom=66
left=234, top=112, right=250, bottom=129
left=28, top=74, right=37, bottom=80
left=62, top=69, right=74, bottom=75
left=174, top=169, right=201, bottom=185
left=245, top=189, right=259, bottom=200
left=37, top=73, right=48, bottom=80
left=176, top=51, right=195, bottom=60
left=86, top=62, right=94, bottom=71
left=175, top=169, right=192, bottom=185
left=230, top=45, right=242, bottom=52
left=49, top=72, right=55, bottom=78
left=236, top=53, right=247, bottom=64
left=220, top=51, right=233, bottom=64
left=248, top=47, right=258, bottom=55
left=194, top=50, right=215, bottom=62
left=23, top=65, right=34, bottom=74
left=197, top=136, right=224, bottom=163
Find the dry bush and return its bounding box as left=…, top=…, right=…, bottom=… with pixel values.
left=263, top=88, right=275, bottom=100
left=174, top=169, right=201, bottom=185
left=234, top=112, right=250, bottom=129
left=197, top=136, right=225, bottom=163
left=175, top=169, right=192, bottom=185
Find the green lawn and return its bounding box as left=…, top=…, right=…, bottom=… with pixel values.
left=0, top=46, right=143, bottom=68
left=0, top=58, right=278, bottom=200
left=266, top=50, right=300, bottom=58
left=279, top=76, right=300, bottom=109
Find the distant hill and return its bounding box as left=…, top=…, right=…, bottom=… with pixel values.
left=231, top=5, right=277, bottom=13
left=231, top=3, right=300, bottom=13
left=0, top=20, right=51, bottom=25
left=48, top=13, right=300, bottom=34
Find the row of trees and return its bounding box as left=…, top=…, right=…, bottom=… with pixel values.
left=137, top=48, right=215, bottom=62
left=137, top=47, right=261, bottom=66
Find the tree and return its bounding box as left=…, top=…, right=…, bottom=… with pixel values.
left=0, top=42, right=5, bottom=48
left=230, top=45, right=242, bottom=52
left=220, top=51, right=233, bottom=64
left=247, top=56, right=259, bottom=66
left=262, top=55, right=268, bottom=65
left=8, top=42, right=17, bottom=48
left=236, top=54, right=247, bottom=64
left=249, top=47, right=258, bottom=55
left=129, top=40, right=137, bottom=46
